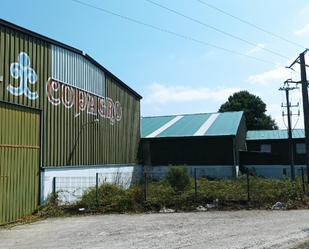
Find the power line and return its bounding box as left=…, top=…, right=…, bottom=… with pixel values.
left=71, top=0, right=276, bottom=65
left=145, top=0, right=289, bottom=60
left=196, top=0, right=305, bottom=49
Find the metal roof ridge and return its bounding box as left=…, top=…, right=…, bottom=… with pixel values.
left=141, top=111, right=243, bottom=119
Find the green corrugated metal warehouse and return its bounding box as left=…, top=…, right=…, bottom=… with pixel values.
left=140, top=111, right=247, bottom=178
left=0, top=19, right=141, bottom=224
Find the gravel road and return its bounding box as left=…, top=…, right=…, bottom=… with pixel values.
left=1, top=210, right=309, bottom=249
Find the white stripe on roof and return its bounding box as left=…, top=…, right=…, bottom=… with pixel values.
left=146, top=115, right=184, bottom=138
left=193, top=113, right=220, bottom=136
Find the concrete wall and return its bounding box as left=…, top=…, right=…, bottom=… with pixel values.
left=243, top=165, right=307, bottom=179
left=41, top=164, right=142, bottom=203
left=150, top=165, right=235, bottom=179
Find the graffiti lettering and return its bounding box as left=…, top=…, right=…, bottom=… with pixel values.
left=46, top=78, right=122, bottom=124
left=7, top=52, right=38, bottom=100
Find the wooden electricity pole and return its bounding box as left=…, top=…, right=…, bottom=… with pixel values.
left=279, top=83, right=299, bottom=180
left=299, top=51, right=309, bottom=183
left=288, top=49, right=309, bottom=182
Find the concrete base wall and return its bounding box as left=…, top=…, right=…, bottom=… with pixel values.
left=150, top=165, right=235, bottom=179
left=41, top=165, right=142, bottom=203
left=243, top=165, right=307, bottom=179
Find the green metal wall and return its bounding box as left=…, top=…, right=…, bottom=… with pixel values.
left=43, top=76, right=140, bottom=166
left=0, top=103, right=40, bottom=225
left=0, top=25, right=50, bottom=109
left=0, top=22, right=141, bottom=168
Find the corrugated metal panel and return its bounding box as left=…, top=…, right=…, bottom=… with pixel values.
left=141, top=112, right=243, bottom=138
left=51, top=45, right=105, bottom=97
left=246, top=129, right=305, bottom=140
left=194, top=113, right=219, bottom=136
left=0, top=103, right=40, bottom=225
left=43, top=74, right=140, bottom=167
left=0, top=25, right=50, bottom=109
left=205, top=112, right=243, bottom=136
left=147, top=116, right=184, bottom=138
left=141, top=115, right=175, bottom=138
left=158, top=113, right=211, bottom=137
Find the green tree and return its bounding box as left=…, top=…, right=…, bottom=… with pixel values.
left=219, top=91, right=278, bottom=130
left=165, top=166, right=191, bottom=193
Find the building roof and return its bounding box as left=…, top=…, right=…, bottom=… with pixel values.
left=246, top=129, right=305, bottom=140
left=0, top=19, right=142, bottom=100
left=141, top=111, right=244, bottom=138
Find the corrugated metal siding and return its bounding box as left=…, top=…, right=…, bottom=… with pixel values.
left=105, top=76, right=140, bottom=164
left=0, top=25, right=50, bottom=109
left=43, top=74, right=140, bottom=167
left=0, top=23, right=141, bottom=167
left=0, top=103, right=40, bottom=225
left=51, top=45, right=105, bottom=97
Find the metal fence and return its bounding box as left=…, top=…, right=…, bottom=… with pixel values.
left=142, top=166, right=308, bottom=205
left=50, top=166, right=308, bottom=206
left=52, top=171, right=140, bottom=203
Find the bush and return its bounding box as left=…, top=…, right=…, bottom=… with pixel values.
left=37, top=174, right=308, bottom=218
left=38, top=193, right=65, bottom=217
left=165, top=166, right=191, bottom=193
left=78, top=183, right=134, bottom=213
left=144, top=181, right=175, bottom=210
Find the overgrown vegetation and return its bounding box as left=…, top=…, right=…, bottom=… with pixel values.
left=37, top=167, right=309, bottom=218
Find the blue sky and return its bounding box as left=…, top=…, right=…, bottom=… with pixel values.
left=1, top=0, right=309, bottom=128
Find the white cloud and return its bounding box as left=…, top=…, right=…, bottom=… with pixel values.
left=294, top=23, right=309, bottom=36
left=143, top=83, right=240, bottom=105
left=248, top=67, right=291, bottom=85
left=246, top=43, right=265, bottom=55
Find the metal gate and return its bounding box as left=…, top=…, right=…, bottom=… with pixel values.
left=0, top=103, right=40, bottom=225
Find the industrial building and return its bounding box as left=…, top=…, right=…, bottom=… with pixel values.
left=140, top=111, right=247, bottom=178
left=1, top=19, right=307, bottom=225
left=241, top=129, right=307, bottom=178
left=0, top=19, right=141, bottom=224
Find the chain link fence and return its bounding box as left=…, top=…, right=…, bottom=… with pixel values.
left=52, top=171, right=140, bottom=204
left=50, top=166, right=308, bottom=208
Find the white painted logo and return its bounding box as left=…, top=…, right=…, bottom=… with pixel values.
left=7, top=52, right=38, bottom=100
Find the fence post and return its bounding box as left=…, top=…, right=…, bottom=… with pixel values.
left=52, top=177, right=56, bottom=197
left=194, top=168, right=197, bottom=202
left=301, top=167, right=306, bottom=195
left=144, top=172, right=148, bottom=202
left=246, top=172, right=250, bottom=204
left=96, top=173, right=99, bottom=205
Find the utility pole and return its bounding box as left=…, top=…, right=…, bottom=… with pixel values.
left=288, top=49, right=309, bottom=183
left=279, top=82, right=299, bottom=180
left=299, top=52, right=309, bottom=183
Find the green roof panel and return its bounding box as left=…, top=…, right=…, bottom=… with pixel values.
left=141, top=111, right=244, bottom=138
left=157, top=113, right=211, bottom=137
left=141, top=115, right=175, bottom=138
left=205, top=112, right=243, bottom=136
left=246, top=129, right=305, bottom=140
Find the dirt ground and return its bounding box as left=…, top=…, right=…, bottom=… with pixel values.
left=1, top=210, right=309, bottom=249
